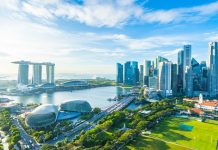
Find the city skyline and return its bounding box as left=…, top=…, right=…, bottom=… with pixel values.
left=1, top=0, right=218, bottom=74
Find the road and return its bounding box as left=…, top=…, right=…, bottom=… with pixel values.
left=47, top=96, right=136, bottom=145
left=11, top=116, right=40, bottom=150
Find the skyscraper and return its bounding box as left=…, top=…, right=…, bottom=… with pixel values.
left=185, top=66, right=193, bottom=97
left=18, top=63, right=29, bottom=85
left=46, top=64, right=55, bottom=84
left=139, top=65, right=144, bottom=85
left=131, top=61, right=139, bottom=85
left=191, top=58, right=201, bottom=92
left=144, top=60, right=151, bottom=86
left=183, top=45, right=192, bottom=92
left=33, top=63, right=42, bottom=85
left=116, top=63, right=123, bottom=83
left=154, top=56, right=168, bottom=69
left=208, top=42, right=218, bottom=97
left=144, top=60, right=151, bottom=76
left=171, top=63, right=177, bottom=96
left=149, top=76, right=158, bottom=90
left=158, top=61, right=172, bottom=97
left=124, top=61, right=132, bottom=85
left=12, top=61, right=30, bottom=85
left=177, top=50, right=184, bottom=94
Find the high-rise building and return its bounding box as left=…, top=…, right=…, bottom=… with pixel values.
left=191, top=58, right=201, bottom=92
left=124, top=61, right=133, bottom=85
left=201, top=67, right=208, bottom=92
left=158, top=61, right=172, bottom=97
left=139, top=65, right=144, bottom=85
left=12, top=61, right=29, bottom=85
left=46, top=64, right=55, bottom=84
left=116, top=63, right=123, bottom=83
left=177, top=50, right=184, bottom=94
left=144, top=60, right=151, bottom=86
left=154, top=56, right=168, bottom=69
left=183, top=45, right=192, bottom=92
left=18, top=63, right=29, bottom=85
left=144, top=60, right=151, bottom=76
left=208, top=42, right=218, bottom=97
left=131, top=61, right=139, bottom=85
left=185, top=66, right=193, bottom=97
left=33, top=63, right=42, bottom=85
left=149, top=76, right=158, bottom=90
left=171, top=63, right=177, bottom=96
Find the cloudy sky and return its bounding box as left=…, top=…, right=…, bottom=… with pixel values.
left=0, top=0, right=218, bottom=75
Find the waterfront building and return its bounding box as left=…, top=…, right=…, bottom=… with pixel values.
left=208, top=42, right=218, bottom=97
left=46, top=63, right=55, bottom=84
left=12, top=61, right=30, bottom=85
left=63, top=80, right=88, bottom=87
left=132, top=61, right=139, bottom=85
left=124, top=61, right=133, bottom=85
left=32, top=63, right=42, bottom=85
left=116, top=63, right=123, bottom=83
left=60, top=100, right=92, bottom=113
left=25, top=104, right=58, bottom=128
left=12, top=61, right=55, bottom=86
left=158, top=61, right=172, bottom=97
left=139, top=65, right=144, bottom=85
left=171, top=63, right=177, bottom=96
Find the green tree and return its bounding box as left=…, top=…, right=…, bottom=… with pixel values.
left=40, top=144, right=57, bottom=150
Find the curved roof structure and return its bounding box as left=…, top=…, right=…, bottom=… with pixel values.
left=60, top=100, right=92, bottom=113
left=25, top=104, right=58, bottom=128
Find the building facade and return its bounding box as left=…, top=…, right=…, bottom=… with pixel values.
left=183, top=45, right=192, bottom=93
left=33, top=64, right=42, bottom=85
left=116, top=63, right=123, bottom=83
left=208, top=42, right=218, bottom=97
left=158, top=61, right=172, bottom=97
left=139, top=65, right=144, bottom=85
left=171, top=63, right=177, bottom=96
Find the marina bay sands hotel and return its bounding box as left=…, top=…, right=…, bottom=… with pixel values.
left=12, top=61, right=55, bottom=85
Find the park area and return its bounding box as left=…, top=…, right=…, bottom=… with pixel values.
left=125, top=117, right=218, bottom=150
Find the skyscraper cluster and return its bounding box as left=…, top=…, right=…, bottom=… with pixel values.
left=12, top=61, right=55, bottom=86
left=116, top=42, right=218, bottom=98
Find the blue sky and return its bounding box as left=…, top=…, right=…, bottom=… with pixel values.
left=0, top=0, right=218, bottom=75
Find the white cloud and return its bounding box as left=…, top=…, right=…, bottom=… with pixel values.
left=1, top=0, right=218, bottom=27
left=142, top=1, right=218, bottom=24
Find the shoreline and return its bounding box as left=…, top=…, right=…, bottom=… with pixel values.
left=0, top=84, right=116, bottom=97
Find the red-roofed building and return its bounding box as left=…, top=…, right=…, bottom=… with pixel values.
left=190, top=108, right=204, bottom=116
left=195, top=100, right=218, bottom=112
left=183, top=97, right=199, bottom=102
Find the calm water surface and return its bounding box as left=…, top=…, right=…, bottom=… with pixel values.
left=6, top=86, right=131, bottom=109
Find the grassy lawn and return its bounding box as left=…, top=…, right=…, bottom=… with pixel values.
left=125, top=117, right=218, bottom=150
left=205, top=119, right=218, bottom=125
left=125, top=135, right=190, bottom=150
left=150, top=117, right=218, bottom=150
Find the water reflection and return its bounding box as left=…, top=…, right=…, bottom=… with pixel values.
left=7, top=86, right=132, bottom=109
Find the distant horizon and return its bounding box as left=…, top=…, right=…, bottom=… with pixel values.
left=0, top=72, right=116, bottom=80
